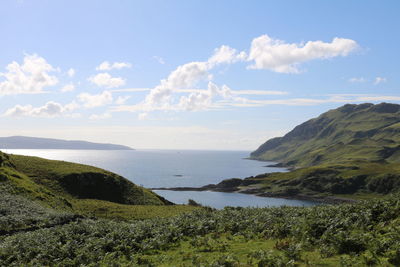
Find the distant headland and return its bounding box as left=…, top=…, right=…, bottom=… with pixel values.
left=0, top=136, right=134, bottom=150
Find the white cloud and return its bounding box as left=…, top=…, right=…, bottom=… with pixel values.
left=96, top=61, right=132, bottom=71
left=164, top=61, right=210, bottom=90
left=348, top=77, right=366, bottom=83
left=155, top=82, right=244, bottom=111
left=374, top=77, right=387, bottom=85
left=60, top=83, right=75, bottom=92
left=248, top=35, right=358, bottom=73
left=142, top=61, right=210, bottom=109
left=78, top=90, right=113, bottom=108
left=114, top=83, right=287, bottom=113
left=153, top=56, right=165, bottom=65
left=89, top=112, right=112, bottom=120
left=208, top=45, right=246, bottom=66
left=113, top=34, right=359, bottom=114
left=139, top=46, right=247, bottom=111
left=88, top=72, right=126, bottom=88
left=67, top=68, right=75, bottom=77
left=0, top=54, right=58, bottom=95
left=4, top=101, right=78, bottom=117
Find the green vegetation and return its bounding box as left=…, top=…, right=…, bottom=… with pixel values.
left=1, top=194, right=400, bottom=266
left=73, top=199, right=198, bottom=220
left=9, top=154, right=168, bottom=206
left=251, top=103, right=400, bottom=167
left=229, top=162, right=400, bottom=201
left=237, top=103, right=400, bottom=201
left=0, top=151, right=197, bottom=221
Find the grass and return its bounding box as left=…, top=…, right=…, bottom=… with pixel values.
left=8, top=154, right=168, bottom=206
left=72, top=199, right=199, bottom=220
left=116, top=234, right=345, bottom=266
left=0, top=151, right=199, bottom=223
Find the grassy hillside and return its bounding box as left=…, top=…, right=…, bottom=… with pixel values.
left=8, top=153, right=168, bottom=206
left=240, top=103, right=400, bottom=200
left=0, top=151, right=201, bottom=221
left=251, top=103, right=400, bottom=168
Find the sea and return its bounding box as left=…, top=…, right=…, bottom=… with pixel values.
left=4, top=149, right=318, bottom=209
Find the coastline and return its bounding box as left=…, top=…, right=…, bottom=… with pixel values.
left=150, top=186, right=357, bottom=204
left=150, top=158, right=358, bottom=205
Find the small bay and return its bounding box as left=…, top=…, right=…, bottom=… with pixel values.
left=5, top=149, right=317, bottom=208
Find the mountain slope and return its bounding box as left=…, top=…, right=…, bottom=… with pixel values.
left=251, top=103, right=400, bottom=167
left=0, top=136, right=133, bottom=150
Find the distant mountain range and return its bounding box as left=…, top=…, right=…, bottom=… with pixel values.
left=0, top=136, right=133, bottom=150
left=251, top=103, right=400, bottom=167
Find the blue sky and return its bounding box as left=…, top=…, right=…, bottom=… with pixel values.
left=0, top=0, right=399, bottom=150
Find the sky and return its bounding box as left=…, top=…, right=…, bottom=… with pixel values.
left=0, top=0, right=399, bottom=150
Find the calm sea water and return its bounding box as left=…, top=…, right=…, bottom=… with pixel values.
left=5, top=149, right=317, bottom=208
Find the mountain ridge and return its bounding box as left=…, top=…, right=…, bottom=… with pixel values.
left=251, top=102, right=400, bottom=167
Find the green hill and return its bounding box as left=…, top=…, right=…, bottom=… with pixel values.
left=0, top=151, right=201, bottom=221
left=211, top=102, right=400, bottom=200
left=251, top=103, right=400, bottom=167
left=8, top=153, right=168, bottom=206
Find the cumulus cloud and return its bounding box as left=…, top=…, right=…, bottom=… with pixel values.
left=247, top=35, right=358, bottom=73
left=0, top=54, right=58, bottom=95
left=4, top=101, right=78, bottom=117
left=374, top=77, right=387, bottom=85
left=139, top=46, right=248, bottom=111
left=67, top=68, right=75, bottom=77
left=142, top=61, right=210, bottom=109
left=177, top=82, right=231, bottom=111
left=88, top=72, right=125, bottom=88
left=96, top=61, right=132, bottom=71
left=208, top=45, right=247, bottom=66
left=78, top=90, right=113, bottom=108
left=60, top=83, right=75, bottom=92
left=113, top=34, right=358, bottom=115
left=164, top=61, right=210, bottom=90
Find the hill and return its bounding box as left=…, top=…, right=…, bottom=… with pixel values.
left=218, top=103, right=400, bottom=200
left=0, top=136, right=133, bottom=150
left=251, top=103, right=400, bottom=168
left=0, top=151, right=197, bottom=221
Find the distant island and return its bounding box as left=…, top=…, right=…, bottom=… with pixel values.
left=0, top=136, right=134, bottom=150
